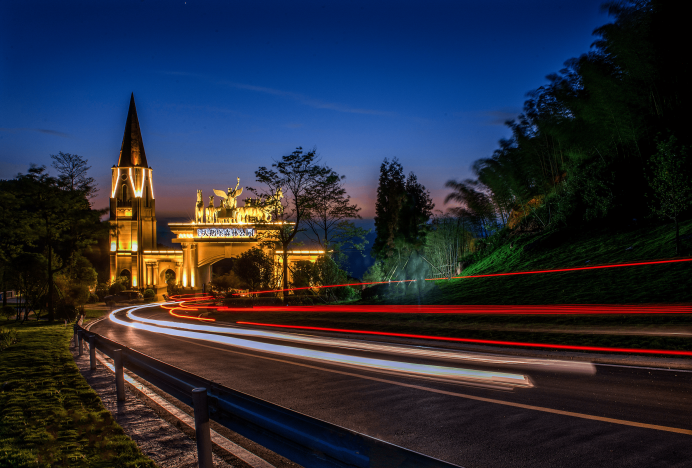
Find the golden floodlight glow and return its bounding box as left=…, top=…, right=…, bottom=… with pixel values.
left=128, top=168, right=137, bottom=197
left=111, top=168, right=120, bottom=198
left=148, top=170, right=154, bottom=199
left=138, top=169, right=146, bottom=197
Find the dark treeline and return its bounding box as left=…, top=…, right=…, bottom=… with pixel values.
left=0, top=154, right=106, bottom=322
left=367, top=0, right=692, bottom=287
left=445, top=0, right=691, bottom=248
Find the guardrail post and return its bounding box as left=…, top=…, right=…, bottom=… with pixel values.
left=192, top=387, right=213, bottom=468
left=113, top=349, right=126, bottom=401
left=78, top=330, right=84, bottom=356
left=88, top=334, right=96, bottom=370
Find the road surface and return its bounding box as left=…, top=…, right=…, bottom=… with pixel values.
left=91, top=304, right=692, bottom=468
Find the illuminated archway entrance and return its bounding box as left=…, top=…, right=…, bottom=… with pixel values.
left=169, top=223, right=324, bottom=291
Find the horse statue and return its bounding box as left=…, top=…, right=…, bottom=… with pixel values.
left=235, top=188, right=283, bottom=223
left=205, top=195, right=217, bottom=224
left=195, top=190, right=204, bottom=223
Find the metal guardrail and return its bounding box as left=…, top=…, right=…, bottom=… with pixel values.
left=74, top=324, right=463, bottom=468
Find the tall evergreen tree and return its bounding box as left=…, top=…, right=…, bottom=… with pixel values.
left=373, top=158, right=434, bottom=265
left=372, top=158, right=406, bottom=259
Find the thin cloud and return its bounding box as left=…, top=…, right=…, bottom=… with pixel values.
left=0, top=127, right=72, bottom=138
left=223, top=81, right=396, bottom=116
left=160, top=70, right=396, bottom=117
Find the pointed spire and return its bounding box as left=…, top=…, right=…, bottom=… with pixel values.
left=117, top=93, right=149, bottom=168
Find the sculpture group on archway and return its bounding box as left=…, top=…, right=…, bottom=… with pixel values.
left=195, top=177, right=284, bottom=224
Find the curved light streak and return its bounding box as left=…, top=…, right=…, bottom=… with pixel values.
left=126, top=309, right=594, bottom=375
left=216, top=304, right=692, bottom=315
left=110, top=306, right=532, bottom=389
left=236, top=322, right=692, bottom=357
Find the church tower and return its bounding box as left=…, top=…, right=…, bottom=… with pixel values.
left=109, top=93, right=157, bottom=288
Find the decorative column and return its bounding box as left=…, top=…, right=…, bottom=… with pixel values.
left=191, top=244, right=199, bottom=289
left=182, top=243, right=190, bottom=287
left=153, top=262, right=160, bottom=288
left=175, top=261, right=182, bottom=286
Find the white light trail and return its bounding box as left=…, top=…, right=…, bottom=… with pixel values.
left=127, top=309, right=595, bottom=375
left=110, top=306, right=532, bottom=389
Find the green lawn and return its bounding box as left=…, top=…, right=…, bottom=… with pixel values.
left=0, top=322, right=157, bottom=468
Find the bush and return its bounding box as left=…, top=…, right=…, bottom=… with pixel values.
left=87, top=293, right=99, bottom=304
left=284, top=295, right=315, bottom=306
left=143, top=289, right=156, bottom=298
left=222, top=297, right=254, bottom=308
left=55, top=302, right=78, bottom=322
left=109, top=281, right=125, bottom=295
left=333, top=285, right=361, bottom=301
left=0, top=327, right=18, bottom=350
left=361, top=283, right=391, bottom=300
left=1, top=305, right=15, bottom=321
left=95, top=283, right=109, bottom=301
left=252, top=297, right=283, bottom=307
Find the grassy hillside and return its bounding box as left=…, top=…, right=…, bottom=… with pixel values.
left=370, top=219, right=692, bottom=305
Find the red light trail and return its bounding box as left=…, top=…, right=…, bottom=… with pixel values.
left=235, top=321, right=692, bottom=356
left=217, top=304, right=692, bottom=315
left=234, top=256, right=692, bottom=296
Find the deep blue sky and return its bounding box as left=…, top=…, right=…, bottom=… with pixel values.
left=1, top=0, right=609, bottom=219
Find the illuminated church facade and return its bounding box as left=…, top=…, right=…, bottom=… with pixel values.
left=109, top=94, right=181, bottom=291
left=109, top=95, right=321, bottom=294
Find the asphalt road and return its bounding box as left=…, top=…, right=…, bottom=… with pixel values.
left=92, top=305, right=692, bottom=468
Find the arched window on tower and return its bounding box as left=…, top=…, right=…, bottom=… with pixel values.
left=145, top=183, right=150, bottom=207
left=122, top=184, right=128, bottom=203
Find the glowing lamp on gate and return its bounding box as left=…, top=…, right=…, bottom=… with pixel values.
left=131, top=241, right=138, bottom=252
left=110, top=241, right=116, bottom=252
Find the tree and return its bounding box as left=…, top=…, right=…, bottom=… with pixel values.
left=211, top=271, right=247, bottom=294
left=291, top=260, right=315, bottom=293
left=51, top=152, right=98, bottom=197
left=0, top=183, right=35, bottom=308
left=12, top=165, right=105, bottom=321
left=303, top=167, right=369, bottom=264
left=399, top=172, right=434, bottom=250
left=312, top=256, right=355, bottom=301
left=372, top=158, right=406, bottom=260
left=11, top=252, right=48, bottom=322
left=647, top=135, right=692, bottom=255
left=372, top=159, right=434, bottom=281
left=250, top=147, right=331, bottom=293
left=232, top=247, right=274, bottom=292
left=424, top=212, right=475, bottom=278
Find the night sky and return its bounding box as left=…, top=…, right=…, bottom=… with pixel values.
left=1, top=0, right=608, bottom=221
